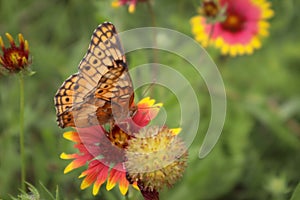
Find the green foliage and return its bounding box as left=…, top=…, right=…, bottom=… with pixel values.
left=10, top=182, right=40, bottom=200
left=10, top=182, right=59, bottom=200
left=1, top=0, right=300, bottom=199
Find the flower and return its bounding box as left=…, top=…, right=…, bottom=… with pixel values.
left=60, top=97, right=162, bottom=196
left=191, top=0, right=274, bottom=56
left=112, top=0, right=148, bottom=13
left=125, top=126, right=188, bottom=199
left=0, top=33, right=31, bottom=73
left=199, top=0, right=220, bottom=19
left=61, top=127, right=130, bottom=195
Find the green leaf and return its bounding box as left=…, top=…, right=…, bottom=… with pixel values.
left=55, top=186, right=60, bottom=200
left=39, top=182, right=55, bottom=200
left=10, top=182, right=40, bottom=200
left=290, top=183, right=300, bottom=200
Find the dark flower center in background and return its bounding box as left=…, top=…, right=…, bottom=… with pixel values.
left=221, top=13, right=245, bottom=32
left=202, top=1, right=219, bottom=18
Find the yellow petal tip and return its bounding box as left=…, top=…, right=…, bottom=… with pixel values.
left=5, top=33, right=14, bottom=44
left=171, top=128, right=182, bottom=135
left=128, top=4, right=135, bottom=13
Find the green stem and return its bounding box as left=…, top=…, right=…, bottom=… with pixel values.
left=147, top=0, right=158, bottom=64
left=125, top=194, right=129, bottom=200
left=18, top=73, right=26, bottom=191
left=147, top=0, right=158, bottom=96
left=147, top=1, right=157, bottom=35
left=208, top=24, right=215, bottom=44
left=124, top=189, right=130, bottom=200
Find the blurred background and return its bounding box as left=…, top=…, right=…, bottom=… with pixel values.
left=0, top=0, right=299, bottom=199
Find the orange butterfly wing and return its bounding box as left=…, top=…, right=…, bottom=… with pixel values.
left=54, top=22, right=134, bottom=128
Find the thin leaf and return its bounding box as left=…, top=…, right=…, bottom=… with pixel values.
left=39, top=181, right=55, bottom=200
left=290, top=183, right=300, bottom=200
left=55, top=185, right=60, bottom=200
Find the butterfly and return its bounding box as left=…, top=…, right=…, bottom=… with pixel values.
left=54, top=22, right=135, bottom=129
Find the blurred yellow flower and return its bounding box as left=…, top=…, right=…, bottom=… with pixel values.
left=112, top=0, right=149, bottom=13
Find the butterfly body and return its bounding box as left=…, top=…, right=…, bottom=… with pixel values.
left=54, top=22, right=135, bottom=128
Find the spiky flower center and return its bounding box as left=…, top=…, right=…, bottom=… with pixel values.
left=125, top=127, right=188, bottom=192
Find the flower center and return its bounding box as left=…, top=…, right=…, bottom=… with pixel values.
left=10, top=52, right=22, bottom=63
left=202, top=1, right=219, bottom=17
left=221, top=13, right=245, bottom=32
left=4, top=48, right=28, bottom=69
left=108, top=125, right=131, bottom=149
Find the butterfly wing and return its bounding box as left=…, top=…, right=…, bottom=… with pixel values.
left=54, top=22, right=134, bottom=128
left=94, top=66, right=134, bottom=124
left=54, top=74, right=78, bottom=128
left=54, top=72, right=101, bottom=128
left=77, top=22, right=125, bottom=98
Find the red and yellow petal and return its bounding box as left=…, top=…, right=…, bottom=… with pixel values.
left=5, top=33, right=15, bottom=46
left=107, top=169, right=122, bottom=188
left=0, top=36, right=4, bottom=50
left=80, top=173, right=97, bottom=190
left=60, top=153, right=90, bottom=173
left=80, top=161, right=108, bottom=189
left=92, top=164, right=110, bottom=195
left=63, top=131, right=80, bottom=142
left=132, top=182, right=139, bottom=190
left=137, top=97, right=163, bottom=109
left=78, top=160, right=111, bottom=195
left=118, top=176, right=130, bottom=195
left=92, top=175, right=107, bottom=196
left=133, top=97, right=162, bottom=126
left=106, top=164, right=130, bottom=195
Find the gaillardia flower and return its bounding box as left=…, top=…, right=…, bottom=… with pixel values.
left=112, top=0, right=148, bottom=13
left=60, top=97, right=162, bottom=196
left=61, top=127, right=130, bottom=195
left=191, top=0, right=274, bottom=56
left=0, top=33, right=31, bottom=73
left=125, top=126, right=188, bottom=200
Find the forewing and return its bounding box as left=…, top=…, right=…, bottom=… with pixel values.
left=54, top=22, right=133, bottom=128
